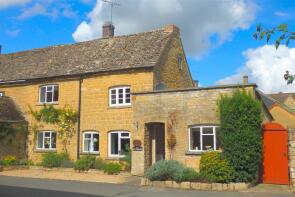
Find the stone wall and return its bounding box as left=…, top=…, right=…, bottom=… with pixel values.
left=289, top=129, right=295, bottom=188
left=131, top=85, right=256, bottom=175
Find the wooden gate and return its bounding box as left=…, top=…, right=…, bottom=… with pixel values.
left=263, top=123, right=289, bottom=185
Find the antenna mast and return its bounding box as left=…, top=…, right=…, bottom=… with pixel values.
left=102, top=0, right=120, bottom=24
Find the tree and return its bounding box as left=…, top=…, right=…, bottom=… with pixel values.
left=254, top=23, right=295, bottom=85
left=218, top=90, right=262, bottom=183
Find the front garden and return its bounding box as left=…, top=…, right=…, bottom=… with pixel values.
left=142, top=90, right=263, bottom=191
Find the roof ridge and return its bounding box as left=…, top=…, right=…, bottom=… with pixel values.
left=1, top=28, right=167, bottom=56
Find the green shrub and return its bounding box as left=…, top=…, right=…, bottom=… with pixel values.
left=95, top=158, right=106, bottom=170
left=174, top=167, right=200, bottom=182
left=74, top=155, right=96, bottom=172
left=17, top=159, right=34, bottom=166
left=103, top=163, right=121, bottom=174
left=42, top=152, right=72, bottom=168
left=218, top=90, right=262, bottom=183
left=120, top=148, right=131, bottom=171
left=145, top=160, right=201, bottom=182
left=200, top=152, right=234, bottom=183
left=1, top=155, right=17, bottom=166
left=42, top=153, right=61, bottom=168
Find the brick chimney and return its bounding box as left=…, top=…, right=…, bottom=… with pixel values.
left=243, top=75, right=248, bottom=85
left=164, top=24, right=180, bottom=34
left=102, top=21, right=115, bottom=38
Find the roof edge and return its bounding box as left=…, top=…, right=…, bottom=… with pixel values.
left=133, top=83, right=257, bottom=95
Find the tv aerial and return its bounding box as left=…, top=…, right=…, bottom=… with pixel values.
left=102, top=0, right=120, bottom=24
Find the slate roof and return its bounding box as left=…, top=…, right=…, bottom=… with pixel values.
left=0, top=96, right=25, bottom=122
left=0, top=28, right=173, bottom=82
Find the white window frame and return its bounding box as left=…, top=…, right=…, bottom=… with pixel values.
left=109, top=86, right=131, bottom=107
left=39, top=85, right=59, bottom=104
left=188, top=125, right=218, bottom=152
left=82, top=131, right=100, bottom=154
left=0, top=92, right=4, bottom=97
left=36, top=131, right=56, bottom=150
left=108, top=131, right=131, bottom=157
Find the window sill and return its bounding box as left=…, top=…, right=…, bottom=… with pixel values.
left=34, top=149, right=57, bottom=153
left=80, top=152, right=100, bottom=156
left=185, top=151, right=204, bottom=155
left=108, top=105, right=132, bottom=109
left=36, top=103, right=59, bottom=106
left=106, top=156, right=124, bottom=160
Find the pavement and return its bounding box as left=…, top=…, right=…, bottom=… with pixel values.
left=0, top=176, right=294, bottom=197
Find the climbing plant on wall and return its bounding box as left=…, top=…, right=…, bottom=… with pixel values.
left=29, top=105, right=78, bottom=152
left=167, top=111, right=177, bottom=160
left=0, top=122, right=27, bottom=140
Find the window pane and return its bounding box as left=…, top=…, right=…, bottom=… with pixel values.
left=190, top=128, right=200, bottom=151
left=111, top=89, right=116, bottom=95
left=120, top=138, right=130, bottom=155
left=111, top=133, right=118, bottom=155
left=51, top=132, right=56, bottom=149
left=202, top=135, right=214, bottom=151
left=44, top=138, right=50, bottom=149
left=47, top=86, right=53, bottom=91
left=93, top=134, right=99, bottom=152
left=44, top=132, right=50, bottom=137
left=125, top=88, right=130, bottom=93
left=40, top=87, right=46, bottom=103
left=85, top=133, right=91, bottom=139
left=46, top=92, right=53, bottom=102
left=121, top=132, right=129, bottom=137
left=84, top=139, right=91, bottom=152
left=203, top=127, right=213, bottom=134
left=37, top=132, right=43, bottom=148
left=53, top=86, right=59, bottom=102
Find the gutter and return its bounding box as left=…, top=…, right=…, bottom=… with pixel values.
left=77, top=76, right=83, bottom=160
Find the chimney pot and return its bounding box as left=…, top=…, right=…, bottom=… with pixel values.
left=194, top=80, right=199, bottom=88
left=243, top=75, right=248, bottom=85
left=164, top=24, right=180, bottom=34
left=102, top=21, right=115, bottom=38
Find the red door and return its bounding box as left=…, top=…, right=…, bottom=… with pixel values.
left=263, top=123, right=289, bottom=185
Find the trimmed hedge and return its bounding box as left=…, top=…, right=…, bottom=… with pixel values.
left=218, top=90, right=262, bottom=183
left=200, top=152, right=234, bottom=183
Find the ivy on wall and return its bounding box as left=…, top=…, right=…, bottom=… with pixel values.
left=29, top=105, right=78, bottom=152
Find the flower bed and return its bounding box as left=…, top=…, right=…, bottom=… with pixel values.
left=140, top=178, right=251, bottom=191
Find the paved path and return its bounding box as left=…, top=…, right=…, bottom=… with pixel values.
left=0, top=176, right=293, bottom=197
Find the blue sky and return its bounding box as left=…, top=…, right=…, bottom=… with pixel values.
left=1, top=0, right=295, bottom=93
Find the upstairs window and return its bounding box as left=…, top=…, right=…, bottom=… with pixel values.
left=37, top=131, right=56, bottom=150
left=83, top=132, right=99, bottom=153
left=178, top=55, right=183, bottom=70
left=39, top=85, right=59, bottom=104
left=189, top=126, right=219, bottom=152
left=109, top=86, right=131, bottom=107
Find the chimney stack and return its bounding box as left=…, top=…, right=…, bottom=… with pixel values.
left=102, top=21, right=115, bottom=38
left=243, top=75, right=248, bottom=85
left=194, top=80, right=199, bottom=88
left=164, top=24, right=180, bottom=34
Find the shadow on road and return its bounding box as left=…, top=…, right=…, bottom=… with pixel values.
left=0, top=185, right=104, bottom=197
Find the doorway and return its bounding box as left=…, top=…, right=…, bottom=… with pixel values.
left=146, top=123, right=165, bottom=167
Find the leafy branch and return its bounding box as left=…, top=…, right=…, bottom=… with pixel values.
left=253, top=23, right=295, bottom=49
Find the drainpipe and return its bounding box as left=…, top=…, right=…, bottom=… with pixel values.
left=77, top=76, right=83, bottom=160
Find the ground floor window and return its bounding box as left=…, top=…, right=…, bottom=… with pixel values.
left=108, top=131, right=130, bottom=157
left=37, top=131, right=56, bottom=150
left=189, top=125, right=219, bottom=152
left=83, top=132, right=99, bottom=153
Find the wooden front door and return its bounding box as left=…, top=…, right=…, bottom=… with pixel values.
left=263, top=123, right=289, bottom=185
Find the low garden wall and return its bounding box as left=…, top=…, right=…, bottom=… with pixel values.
left=140, top=178, right=250, bottom=191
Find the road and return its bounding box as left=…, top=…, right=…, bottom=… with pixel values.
left=0, top=176, right=293, bottom=197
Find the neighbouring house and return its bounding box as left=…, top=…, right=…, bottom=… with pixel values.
left=0, top=96, right=27, bottom=159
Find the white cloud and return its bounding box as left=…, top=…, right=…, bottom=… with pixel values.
left=5, top=29, right=21, bottom=37
left=17, top=3, right=47, bottom=20
left=274, top=11, right=289, bottom=17
left=72, top=0, right=256, bottom=57
left=217, top=45, right=295, bottom=93
left=0, top=0, right=31, bottom=9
